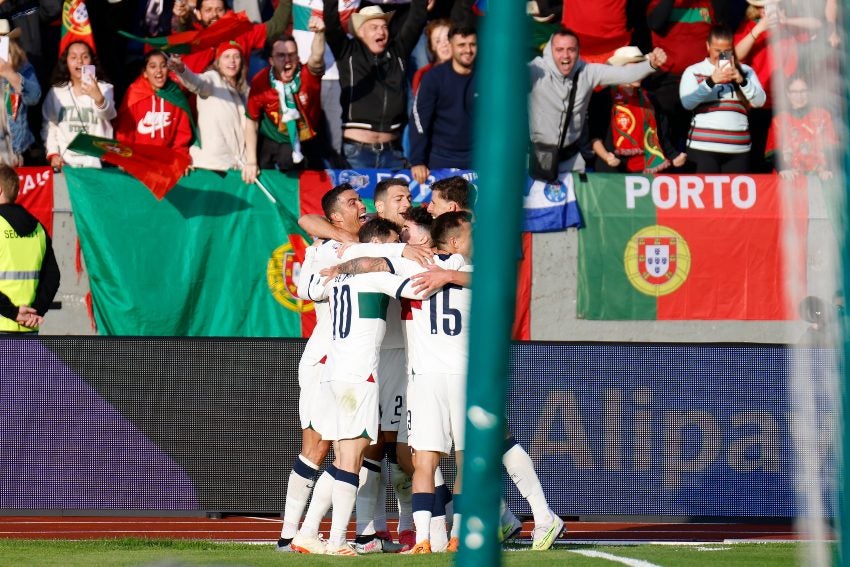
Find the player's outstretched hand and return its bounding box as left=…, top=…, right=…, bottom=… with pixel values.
left=411, top=264, right=453, bottom=295
left=403, top=244, right=434, bottom=266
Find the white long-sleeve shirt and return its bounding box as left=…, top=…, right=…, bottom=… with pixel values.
left=41, top=82, right=116, bottom=168
left=679, top=59, right=766, bottom=154
left=175, top=67, right=248, bottom=171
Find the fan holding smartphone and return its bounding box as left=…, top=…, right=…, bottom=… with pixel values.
left=679, top=25, right=767, bottom=173
left=41, top=41, right=116, bottom=170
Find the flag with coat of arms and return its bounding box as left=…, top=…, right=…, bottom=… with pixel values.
left=60, top=0, right=96, bottom=54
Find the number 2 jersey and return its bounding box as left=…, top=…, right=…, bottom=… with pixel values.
left=389, top=254, right=471, bottom=376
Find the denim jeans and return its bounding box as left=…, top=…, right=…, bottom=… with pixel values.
left=342, top=140, right=407, bottom=170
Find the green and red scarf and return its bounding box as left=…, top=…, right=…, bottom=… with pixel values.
left=611, top=86, right=668, bottom=174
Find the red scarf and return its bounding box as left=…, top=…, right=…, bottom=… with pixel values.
left=610, top=86, right=668, bottom=174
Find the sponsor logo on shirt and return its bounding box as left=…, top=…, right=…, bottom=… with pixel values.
left=137, top=111, right=173, bottom=136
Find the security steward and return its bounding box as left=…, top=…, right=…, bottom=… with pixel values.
left=0, top=164, right=59, bottom=333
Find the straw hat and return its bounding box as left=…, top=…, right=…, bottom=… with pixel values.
left=607, top=46, right=645, bottom=66
left=0, top=20, right=22, bottom=40
left=349, top=6, right=393, bottom=36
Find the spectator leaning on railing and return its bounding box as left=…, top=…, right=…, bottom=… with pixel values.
left=409, top=25, right=477, bottom=185
left=765, top=75, right=837, bottom=181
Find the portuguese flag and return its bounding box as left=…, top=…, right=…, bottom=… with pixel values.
left=576, top=173, right=806, bottom=320
left=65, top=168, right=316, bottom=337
left=68, top=133, right=190, bottom=199
left=60, top=0, right=96, bottom=54
left=118, top=11, right=254, bottom=54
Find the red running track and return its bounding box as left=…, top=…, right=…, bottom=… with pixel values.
left=0, top=516, right=816, bottom=542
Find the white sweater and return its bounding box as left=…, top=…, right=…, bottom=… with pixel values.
left=176, top=67, right=248, bottom=171
left=41, top=82, right=116, bottom=168
left=679, top=59, right=766, bottom=154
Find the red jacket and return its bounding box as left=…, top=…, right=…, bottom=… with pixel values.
left=115, top=76, right=193, bottom=155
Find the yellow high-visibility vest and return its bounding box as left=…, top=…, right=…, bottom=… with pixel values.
left=0, top=216, right=46, bottom=332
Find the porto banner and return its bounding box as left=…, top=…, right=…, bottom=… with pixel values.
left=576, top=174, right=807, bottom=320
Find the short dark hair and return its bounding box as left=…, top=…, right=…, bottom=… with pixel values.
left=359, top=217, right=401, bottom=243
left=321, top=183, right=354, bottom=218
left=707, top=24, right=733, bottom=44
left=431, top=176, right=472, bottom=210
left=374, top=177, right=409, bottom=204
left=552, top=27, right=580, bottom=48
left=265, top=33, right=297, bottom=58
left=403, top=205, right=433, bottom=229
left=448, top=25, right=477, bottom=40
left=0, top=164, right=19, bottom=202
left=431, top=211, right=472, bottom=250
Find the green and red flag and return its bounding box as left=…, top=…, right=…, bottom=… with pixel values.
left=67, top=133, right=190, bottom=199
left=576, top=173, right=807, bottom=320
left=65, top=168, right=316, bottom=337
left=118, top=11, right=254, bottom=54
left=60, top=0, right=96, bottom=54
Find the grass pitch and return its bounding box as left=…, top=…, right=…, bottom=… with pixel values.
left=0, top=538, right=812, bottom=566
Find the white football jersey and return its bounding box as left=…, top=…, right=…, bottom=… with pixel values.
left=388, top=254, right=470, bottom=376
left=296, top=239, right=406, bottom=366
left=307, top=271, right=423, bottom=383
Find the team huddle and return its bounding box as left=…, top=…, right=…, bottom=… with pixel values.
left=275, top=176, right=565, bottom=555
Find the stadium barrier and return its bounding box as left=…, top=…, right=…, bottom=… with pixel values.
left=1, top=338, right=833, bottom=518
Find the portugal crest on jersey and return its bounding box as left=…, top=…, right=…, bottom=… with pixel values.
left=623, top=225, right=691, bottom=296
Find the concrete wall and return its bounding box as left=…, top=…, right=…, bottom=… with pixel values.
left=44, top=174, right=837, bottom=342
left=40, top=173, right=94, bottom=335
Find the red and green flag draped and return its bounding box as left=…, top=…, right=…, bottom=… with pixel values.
left=67, top=133, right=190, bottom=199
left=60, top=0, right=96, bottom=54
left=65, top=168, right=317, bottom=337
left=118, top=11, right=254, bottom=54
left=576, top=173, right=807, bottom=320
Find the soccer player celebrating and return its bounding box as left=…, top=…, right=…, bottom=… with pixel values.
left=284, top=184, right=409, bottom=554
left=304, top=217, right=429, bottom=556
left=298, top=177, right=430, bottom=551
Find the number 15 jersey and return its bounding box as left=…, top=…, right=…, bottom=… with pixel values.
left=392, top=254, right=472, bottom=376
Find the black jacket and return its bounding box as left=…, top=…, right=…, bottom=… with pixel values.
left=0, top=203, right=60, bottom=321
left=324, top=0, right=427, bottom=135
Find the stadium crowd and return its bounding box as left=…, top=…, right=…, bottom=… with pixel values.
left=0, top=0, right=843, bottom=554
left=0, top=0, right=836, bottom=177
